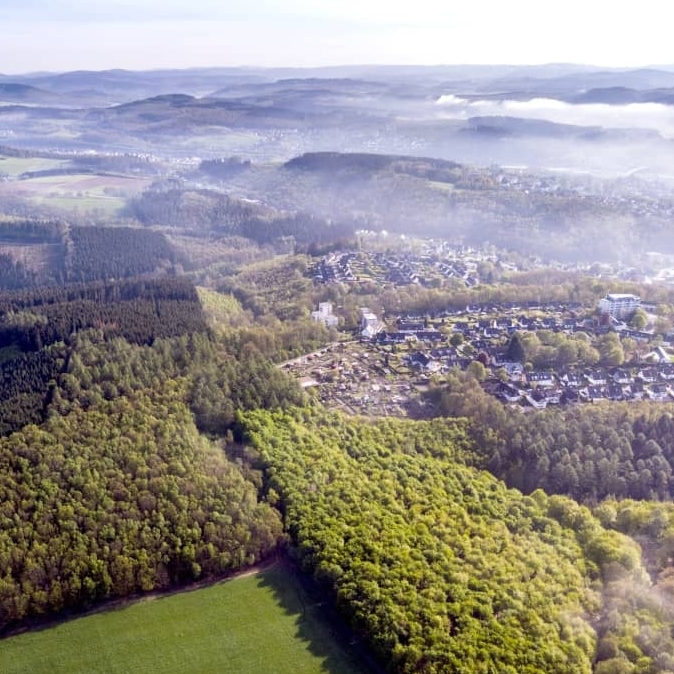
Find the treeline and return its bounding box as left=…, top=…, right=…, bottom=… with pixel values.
left=0, top=277, right=207, bottom=434
left=56, top=331, right=305, bottom=434
left=127, top=186, right=264, bottom=230
left=14, top=297, right=206, bottom=349
left=284, top=152, right=462, bottom=180
left=0, top=145, right=33, bottom=158
left=238, top=213, right=353, bottom=247
left=0, top=220, right=64, bottom=243
left=0, top=220, right=66, bottom=290
left=0, top=221, right=178, bottom=290
left=239, top=407, right=664, bottom=674
left=0, top=255, right=38, bottom=290
left=285, top=152, right=403, bottom=173
left=67, top=226, right=175, bottom=282
left=70, top=153, right=162, bottom=175
left=198, top=156, right=251, bottom=180
left=0, top=276, right=207, bottom=350
left=127, top=184, right=355, bottom=247
left=18, top=168, right=94, bottom=180
left=436, top=370, right=674, bottom=503
left=0, top=275, right=199, bottom=313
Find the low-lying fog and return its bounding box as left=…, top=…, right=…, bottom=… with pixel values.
left=436, top=95, right=674, bottom=140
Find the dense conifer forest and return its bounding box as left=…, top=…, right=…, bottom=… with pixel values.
left=66, top=226, right=175, bottom=282
left=0, top=220, right=179, bottom=290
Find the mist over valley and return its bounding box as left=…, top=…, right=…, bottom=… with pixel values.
left=3, top=64, right=674, bottom=265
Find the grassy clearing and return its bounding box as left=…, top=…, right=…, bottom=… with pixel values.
left=29, top=194, right=126, bottom=216
left=0, top=155, right=70, bottom=176
left=0, top=563, right=375, bottom=674
left=197, top=287, right=248, bottom=328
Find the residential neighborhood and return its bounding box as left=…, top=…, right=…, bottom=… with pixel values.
left=296, top=293, right=674, bottom=416
left=309, top=245, right=487, bottom=289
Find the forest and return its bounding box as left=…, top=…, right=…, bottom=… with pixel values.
left=0, top=276, right=207, bottom=352
left=0, top=323, right=306, bottom=632
left=2, top=242, right=674, bottom=670
left=238, top=406, right=674, bottom=674
left=434, top=370, right=674, bottom=502
left=127, top=182, right=355, bottom=248
left=66, top=226, right=176, bottom=282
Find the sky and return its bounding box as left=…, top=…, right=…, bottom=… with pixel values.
left=1, top=0, right=672, bottom=74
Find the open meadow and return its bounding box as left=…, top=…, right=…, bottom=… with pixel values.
left=0, top=562, right=374, bottom=674
left=0, top=172, right=151, bottom=217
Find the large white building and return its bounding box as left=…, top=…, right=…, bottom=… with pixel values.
left=311, top=301, right=339, bottom=328
left=598, top=293, right=641, bottom=319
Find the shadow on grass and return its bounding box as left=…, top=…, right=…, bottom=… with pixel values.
left=254, top=557, right=384, bottom=674
left=1, top=554, right=385, bottom=674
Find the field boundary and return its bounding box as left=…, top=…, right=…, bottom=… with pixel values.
left=1, top=553, right=282, bottom=640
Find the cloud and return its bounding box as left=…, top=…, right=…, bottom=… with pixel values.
left=435, top=95, right=674, bottom=138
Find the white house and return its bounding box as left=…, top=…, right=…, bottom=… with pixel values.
left=360, top=308, right=381, bottom=340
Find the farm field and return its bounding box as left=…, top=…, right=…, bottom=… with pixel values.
left=0, top=562, right=374, bottom=674
left=0, top=173, right=151, bottom=216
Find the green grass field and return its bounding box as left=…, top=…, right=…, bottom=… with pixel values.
left=0, top=563, right=375, bottom=674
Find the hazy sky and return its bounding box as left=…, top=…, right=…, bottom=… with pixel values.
left=1, top=0, right=671, bottom=74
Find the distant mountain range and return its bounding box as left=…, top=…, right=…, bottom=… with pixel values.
left=2, top=64, right=674, bottom=104
left=1, top=64, right=674, bottom=174
left=0, top=82, right=60, bottom=105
